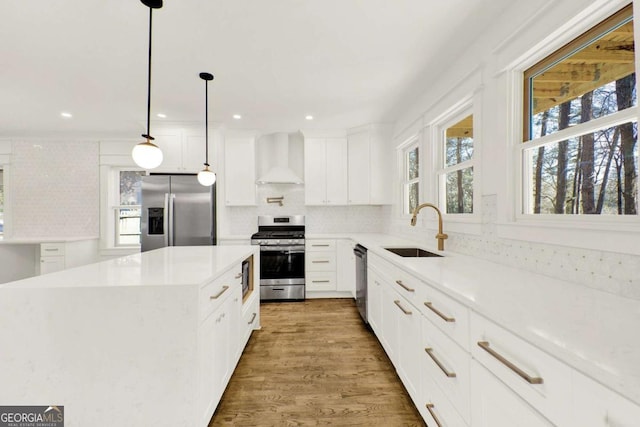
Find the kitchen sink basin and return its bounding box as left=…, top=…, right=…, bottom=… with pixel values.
left=384, top=247, right=443, bottom=258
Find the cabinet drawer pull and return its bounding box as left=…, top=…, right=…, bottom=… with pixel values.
left=210, top=285, right=230, bottom=300
left=44, top=248, right=59, bottom=252
left=395, top=280, right=415, bottom=292
left=425, top=347, right=456, bottom=378
left=248, top=312, right=257, bottom=325
left=312, top=260, right=330, bottom=263
left=235, top=273, right=243, bottom=279
left=477, top=341, right=543, bottom=385
left=393, top=300, right=412, bottom=315
left=425, top=403, right=443, bottom=427
left=312, top=280, right=330, bottom=283
left=312, top=244, right=330, bottom=247
left=424, top=302, right=455, bottom=322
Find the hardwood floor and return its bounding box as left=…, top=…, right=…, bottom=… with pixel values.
left=209, top=298, right=425, bottom=426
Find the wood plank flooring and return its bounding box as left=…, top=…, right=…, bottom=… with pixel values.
left=209, top=298, right=425, bottom=426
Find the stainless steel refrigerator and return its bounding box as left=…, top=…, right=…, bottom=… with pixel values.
left=141, top=174, right=216, bottom=252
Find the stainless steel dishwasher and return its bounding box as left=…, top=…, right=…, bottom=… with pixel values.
left=354, top=244, right=368, bottom=324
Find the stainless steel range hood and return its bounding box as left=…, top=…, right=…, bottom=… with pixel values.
left=256, top=132, right=304, bottom=184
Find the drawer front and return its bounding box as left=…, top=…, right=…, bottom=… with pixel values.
left=306, top=251, right=336, bottom=272
left=420, top=371, right=468, bottom=427
left=306, top=271, right=337, bottom=291
left=421, top=316, right=471, bottom=424
left=306, top=239, right=336, bottom=251
left=470, top=312, right=572, bottom=426
left=420, top=283, right=469, bottom=351
left=572, top=370, right=640, bottom=427
left=41, top=243, right=65, bottom=257
left=370, top=253, right=422, bottom=307
left=200, top=267, right=240, bottom=321
left=240, top=292, right=260, bottom=348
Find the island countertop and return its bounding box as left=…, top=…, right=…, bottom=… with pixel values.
left=1, top=245, right=258, bottom=289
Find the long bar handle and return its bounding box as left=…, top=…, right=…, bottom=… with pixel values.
left=312, top=280, right=330, bottom=283
left=425, top=347, right=456, bottom=378
left=168, top=193, right=176, bottom=246
left=311, top=244, right=330, bottom=247
left=395, top=280, right=415, bottom=292
left=424, top=302, right=455, bottom=322
left=210, top=285, right=230, bottom=300
left=425, top=403, right=443, bottom=427
left=312, top=260, right=330, bottom=263
left=393, top=300, right=412, bottom=315
left=163, top=193, right=170, bottom=247
left=235, top=273, right=243, bottom=279
left=477, top=341, right=543, bottom=384
left=248, top=312, right=257, bottom=325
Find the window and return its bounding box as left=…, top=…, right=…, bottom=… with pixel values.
left=115, top=170, right=144, bottom=246
left=440, top=114, right=474, bottom=214
left=403, top=143, right=420, bottom=214
left=0, top=169, right=4, bottom=235
left=522, top=5, right=637, bottom=215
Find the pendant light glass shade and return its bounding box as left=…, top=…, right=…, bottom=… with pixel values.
left=198, top=72, right=216, bottom=186
left=133, top=0, right=163, bottom=169
left=197, top=166, right=216, bottom=186
left=132, top=139, right=163, bottom=170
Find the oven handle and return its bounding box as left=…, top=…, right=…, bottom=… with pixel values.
left=260, top=246, right=305, bottom=252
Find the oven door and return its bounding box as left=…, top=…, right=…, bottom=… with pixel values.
left=259, top=245, right=305, bottom=285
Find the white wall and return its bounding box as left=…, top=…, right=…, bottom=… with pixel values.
left=388, top=0, right=640, bottom=300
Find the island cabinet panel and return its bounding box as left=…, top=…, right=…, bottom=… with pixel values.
left=0, top=246, right=260, bottom=427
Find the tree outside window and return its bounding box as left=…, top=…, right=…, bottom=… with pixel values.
left=442, top=114, right=474, bottom=214
left=523, top=5, right=637, bottom=215
left=116, top=171, right=144, bottom=245
left=404, top=144, right=420, bottom=214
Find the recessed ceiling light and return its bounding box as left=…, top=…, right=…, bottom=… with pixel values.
left=305, top=115, right=314, bottom=120
left=233, top=114, right=242, bottom=120
left=60, top=112, right=72, bottom=118
left=156, top=113, right=167, bottom=118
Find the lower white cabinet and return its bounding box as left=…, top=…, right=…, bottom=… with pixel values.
left=367, top=266, right=384, bottom=335
left=39, top=240, right=98, bottom=275
left=336, top=239, right=356, bottom=296
left=471, top=359, right=553, bottom=427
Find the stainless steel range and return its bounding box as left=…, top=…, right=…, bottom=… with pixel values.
left=251, top=215, right=305, bottom=301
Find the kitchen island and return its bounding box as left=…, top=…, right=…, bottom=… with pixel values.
left=0, top=246, right=260, bottom=427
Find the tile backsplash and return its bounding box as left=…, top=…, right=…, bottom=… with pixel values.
left=223, top=184, right=390, bottom=236
left=11, top=141, right=99, bottom=238
left=389, top=195, right=640, bottom=301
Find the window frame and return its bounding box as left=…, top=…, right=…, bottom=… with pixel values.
left=518, top=3, right=639, bottom=220
left=401, top=138, right=421, bottom=215
left=502, top=1, right=640, bottom=255
left=103, top=166, right=146, bottom=250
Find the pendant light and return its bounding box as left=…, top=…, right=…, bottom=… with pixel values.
left=197, top=72, right=216, bottom=187
left=132, top=0, right=164, bottom=170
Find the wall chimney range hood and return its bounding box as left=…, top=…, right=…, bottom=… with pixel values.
left=256, top=132, right=304, bottom=184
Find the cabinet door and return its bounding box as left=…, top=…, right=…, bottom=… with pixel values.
left=325, top=138, right=348, bottom=205
left=471, top=360, right=553, bottom=427
left=380, top=284, right=398, bottom=364
left=369, top=129, right=392, bottom=204
left=224, top=137, right=256, bottom=205
left=152, top=132, right=183, bottom=172
left=304, top=139, right=327, bottom=205
left=40, top=256, right=65, bottom=275
left=336, top=239, right=356, bottom=296
left=347, top=131, right=370, bottom=205
left=182, top=135, right=207, bottom=173
left=394, top=293, right=421, bottom=401
left=367, top=268, right=383, bottom=335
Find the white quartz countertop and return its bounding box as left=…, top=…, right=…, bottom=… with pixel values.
left=1, top=246, right=258, bottom=289
left=0, top=236, right=98, bottom=244
left=321, top=233, right=640, bottom=406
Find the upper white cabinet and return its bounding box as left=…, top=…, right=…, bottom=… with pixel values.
left=347, top=124, right=393, bottom=205
left=224, top=135, right=256, bottom=206
left=304, top=138, right=348, bottom=205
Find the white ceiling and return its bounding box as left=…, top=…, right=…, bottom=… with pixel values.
left=0, top=0, right=512, bottom=139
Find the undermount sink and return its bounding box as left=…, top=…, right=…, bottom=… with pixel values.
left=384, top=247, right=443, bottom=258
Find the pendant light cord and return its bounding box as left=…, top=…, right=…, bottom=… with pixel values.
left=205, top=79, right=209, bottom=166
left=143, top=7, right=153, bottom=140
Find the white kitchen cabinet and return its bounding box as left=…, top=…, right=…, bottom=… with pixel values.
left=224, top=136, right=256, bottom=206
left=471, top=359, right=553, bottom=427
left=571, top=370, right=640, bottom=427
left=366, top=266, right=384, bottom=336
left=346, top=124, right=393, bottom=205
left=153, top=132, right=209, bottom=173
left=393, top=291, right=421, bottom=401
left=336, top=239, right=356, bottom=296
left=38, top=240, right=98, bottom=275
left=305, top=239, right=337, bottom=292
left=347, top=131, right=370, bottom=205
left=304, top=138, right=348, bottom=205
